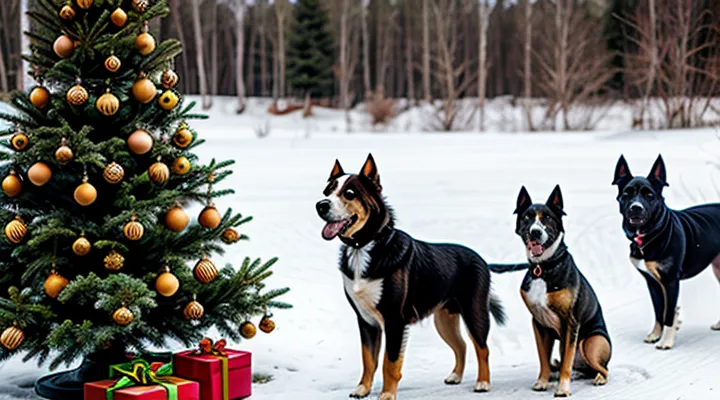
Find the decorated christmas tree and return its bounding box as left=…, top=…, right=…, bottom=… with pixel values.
left=0, top=0, right=290, bottom=398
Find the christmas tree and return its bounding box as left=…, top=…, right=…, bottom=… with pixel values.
left=0, top=0, right=290, bottom=397
left=287, top=0, right=335, bottom=113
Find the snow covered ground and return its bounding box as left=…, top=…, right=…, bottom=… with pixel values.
left=2, top=101, right=720, bottom=399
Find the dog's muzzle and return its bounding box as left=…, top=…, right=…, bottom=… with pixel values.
left=316, top=200, right=331, bottom=219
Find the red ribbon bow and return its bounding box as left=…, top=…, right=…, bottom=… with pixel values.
left=196, top=338, right=227, bottom=357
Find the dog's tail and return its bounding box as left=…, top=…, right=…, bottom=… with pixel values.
left=488, top=262, right=530, bottom=274
left=489, top=294, right=507, bottom=326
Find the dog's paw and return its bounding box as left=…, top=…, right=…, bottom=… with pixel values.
left=554, top=381, right=571, bottom=397
left=655, top=341, right=674, bottom=350
left=592, top=373, right=607, bottom=386
left=643, top=332, right=661, bottom=343
left=444, top=372, right=462, bottom=385
left=473, top=381, right=491, bottom=392
left=711, top=321, right=720, bottom=331
left=349, top=384, right=371, bottom=398
left=378, top=392, right=396, bottom=400
left=532, top=379, right=549, bottom=391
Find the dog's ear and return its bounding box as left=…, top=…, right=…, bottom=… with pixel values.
left=546, top=184, right=567, bottom=216
left=613, top=155, right=633, bottom=189
left=647, top=154, right=669, bottom=187
left=328, top=159, right=345, bottom=181
left=514, top=186, right=532, bottom=215
left=360, top=153, right=381, bottom=187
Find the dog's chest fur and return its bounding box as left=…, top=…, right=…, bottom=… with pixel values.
left=342, top=242, right=385, bottom=328
left=522, top=278, right=562, bottom=335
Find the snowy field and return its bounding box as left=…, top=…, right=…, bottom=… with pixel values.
left=2, top=100, right=720, bottom=399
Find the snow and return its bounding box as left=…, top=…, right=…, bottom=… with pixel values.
left=2, top=99, right=720, bottom=399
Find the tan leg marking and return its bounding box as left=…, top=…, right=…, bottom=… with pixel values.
left=350, top=344, right=380, bottom=397
left=579, top=334, right=610, bottom=385
left=469, top=334, right=491, bottom=392
left=434, top=309, right=466, bottom=384
left=545, top=289, right=577, bottom=398
left=532, top=321, right=555, bottom=391
left=645, top=261, right=662, bottom=282
left=380, top=352, right=404, bottom=400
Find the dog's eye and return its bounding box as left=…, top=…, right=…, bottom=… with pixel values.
left=344, top=189, right=356, bottom=200
left=643, top=189, right=654, bottom=199
left=523, top=214, right=531, bottom=220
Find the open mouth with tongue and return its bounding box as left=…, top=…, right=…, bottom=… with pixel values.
left=628, top=216, right=647, bottom=226
left=321, top=215, right=358, bottom=240
left=526, top=240, right=545, bottom=257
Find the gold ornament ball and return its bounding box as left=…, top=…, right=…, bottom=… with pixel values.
left=66, top=84, right=88, bottom=106
left=105, top=55, right=121, bottom=72
left=2, top=172, right=22, bottom=197
left=123, top=218, right=144, bottom=241
left=193, top=258, right=218, bottom=284
left=72, top=236, right=91, bottom=256
left=59, top=5, right=75, bottom=20
left=162, top=70, right=179, bottom=89
left=104, top=250, right=124, bottom=271
left=173, top=126, right=193, bottom=148
left=27, top=162, right=52, bottom=186
left=156, top=269, right=180, bottom=297
left=135, top=32, right=156, bottom=55
left=53, top=35, right=74, bottom=58
left=165, top=206, right=189, bottom=232
left=44, top=272, right=69, bottom=299
left=30, top=87, right=50, bottom=109
left=240, top=321, right=257, bottom=339
left=184, top=301, right=204, bottom=320
left=74, top=179, right=97, bottom=206
left=132, top=0, right=149, bottom=13
left=113, top=306, right=134, bottom=326
left=149, top=162, right=170, bottom=185
left=104, top=162, right=125, bottom=184
left=198, top=205, right=221, bottom=229
left=11, top=132, right=29, bottom=151
left=5, top=217, right=27, bottom=244
left=96, top=91, right=120, bottom=116
left=76, top=0, right=92, bottom=9
left=259, top=316, right=276, bottom=333
left=55, top=143, right=73, bottom=164
left=158, top=90, right=179, bottom=110
left=127, top=129, right=154, bottom=155
left=172, top=156, right=191, bottom=175
left=132, top=75, right=157, bottom=104
left=1, top=326, right=24, bottom=350
left=221, top=228, right=239, bottom=244
left=110, top=8, right=127, bottom=27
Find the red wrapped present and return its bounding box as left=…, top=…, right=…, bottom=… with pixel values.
left=174, top=338, right=252, bottom=400
left=84, top=360, right=199, bottom=400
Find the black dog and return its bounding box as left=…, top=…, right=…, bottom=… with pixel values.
left=494, top=186, right=611, bottom=397
left=316, top=154, right=505, bottom=400
left=613, top=155, right=720, bottom=349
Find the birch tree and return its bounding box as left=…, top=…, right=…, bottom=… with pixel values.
left=190, top=0, right=211, bottom=109
left=478, top=0, right=489, bottom=131
left=422, top=0, right=431, bottom=102
left=275, top=0, right=289, bottom=99
left=221, top=0, right=247, bottom=113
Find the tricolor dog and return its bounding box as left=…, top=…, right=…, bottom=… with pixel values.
left=613, top=155, right=720, bottom=349
left=493, top=185, right=611, bottom=397
left=315, top=154, right=506, bottom=400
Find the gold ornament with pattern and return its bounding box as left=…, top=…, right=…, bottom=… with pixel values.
left=44, top=271, right=69, bottom=299
left=165, top=206, right=189, bottom=232
left=104, top=162, right=125, bottom=184
left=172, top=156, right=191, bottom=175
left=104, top=250, right=124, bottom=271
left=55, top=138, right=73, bottom=163
left=173, top=122, right=193, bottom=148
left=113, top=306, right=134, bottom=326
left=158, top=90, right=179, bottom=110
left=184, top=299, right=204, bottom=320
left=105, top=55, right=121, bottom=72
left=1, top=326, right=24, bottom=350
left=111, top=8, right=127, bottom=27
left=30, top=87, right=50, bottom=109
left=60, top=5, right=75, bottom=20
left=2, top=171, right=22, bottom=197
left=123, top=214, right=144, bottom=241
left=66, top=83, right=88, bottom=106
left=162, top=69, right=179, bottom=89
left=193, top=257, right=218, bottom=284
left=132, top=0, right=149, bottom=13
left=73, top=235, right=91, bottom=256
left=221, top=228, right=239, bottom=244
left=156, top=267, right=180, bottom=297
left=5, top=217, right=27, bottom=244
left=76, top=0, right=92, bottom=9
left=11, top=132, right=29, bottom=151
left=97, top=90, right=120, bottom=116
left=149, top=161, right=170, bottom=185
left=74, top=178, right=97, bottom=206
left=259, top=315, right=276, bottom=333
left=240, top=321, right=257, bottom=339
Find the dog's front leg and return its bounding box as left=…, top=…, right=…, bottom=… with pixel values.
left=350, top=317, right=382, bottom=398
left=656, top=278, right=680, bottom=350
left=555, top=324, right=579, bottom=398
left=531, top=321, right=555, bottom=392
left=641, top=273, right=665, bottom=343
left=380, top=323, right=408, bottom=400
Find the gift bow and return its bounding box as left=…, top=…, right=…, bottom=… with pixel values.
left=106, top=359, right=178, bottom=400
left=193, top=338, right=229, bottom=400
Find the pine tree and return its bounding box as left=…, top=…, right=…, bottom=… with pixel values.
left=287, top=0, right=334, bottom=111
left=0, top=0, right=289, bottom=396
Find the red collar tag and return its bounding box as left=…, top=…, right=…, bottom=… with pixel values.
left=634, top=232, right=645, bottom=246
left=533, top=265, right=542, bottom=277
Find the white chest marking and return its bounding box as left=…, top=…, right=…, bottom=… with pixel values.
left=343, top=242, right=385, bottom=328
left=524, top=279, right=561, bottom=335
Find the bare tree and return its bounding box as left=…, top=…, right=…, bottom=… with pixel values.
left=404, top=0, right=415, bottom=105
left=222, top=0, right=247, bottom=113
left=478, top=0, right=489, bottom=131
left=259, top=0, right=269, bottom=96
left=522, top=0, right=534, bottom=130
left=210, top=0, right=219, bottom=99
left=190, top=0, right=211, bottom=109
left=422, top=0, right=431, bottom=102
left=361, top=0, right=371, bottom=98
left=275, top=0, right=288, bottom=99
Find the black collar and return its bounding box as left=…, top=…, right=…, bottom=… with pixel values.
left=529, top=244, right=569, bottom=279
left=340, top=223, right=395, bottom=249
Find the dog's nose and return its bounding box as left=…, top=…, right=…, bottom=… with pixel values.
left=630, top=203, right=644, bottom=213
left=529, top=229, right=543, bottom=241
left=316, top=200, right=331, bottom=216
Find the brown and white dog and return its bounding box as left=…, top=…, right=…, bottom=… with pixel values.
left=316, top=154, right=506, bottom=400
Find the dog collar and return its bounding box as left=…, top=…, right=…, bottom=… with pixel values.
left=532, top=265, right=543, bottom=277
left=634, top=231, right=645, bottom=246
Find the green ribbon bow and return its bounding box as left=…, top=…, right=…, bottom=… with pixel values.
left=193, top=338, right=229, bottom=400
left=106, top=359, right=178, bottom=400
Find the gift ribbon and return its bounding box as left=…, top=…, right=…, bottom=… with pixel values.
left=106, top=359, right=178, bottom=400
left=193, top=338, right=229, bottom=400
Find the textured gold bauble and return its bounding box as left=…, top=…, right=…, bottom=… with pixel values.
left=113, top=306, right=134, bottom=326
left=221, top=228, right=239, bottom=244
left=193, top=258, right=218, bottom=284
left=66, top=84, right=88, bottom=106
left=96, top=91, right=120, bottom=116
left=72, top=236, right=91, bottom=256
left=110, top=8, right=127, bottom=27
left=104, top=250, right=124, bottom=271
left=123, top=216, right=144, bottom=241
left=54, top=35, right=74, bottom=58
left=240, top=321, right=257, bottom=339
left=132, top=75, right=157, bottom=104
left=74, top=178, right=97, bottom=206
left=105, top=55, right=121, bottom=72
left=184, top=301, right=204, bottom=320
left=55, top=141, right=73, bottom=164
left=149, top=162, right=170, bottom=185
left=198, top=205, right=221, bottom=229
left=158, top=90, right=179, bottom=110
left=30, top=87, right=50, bottom=109
left=135, top=32, right=156, bottom=55
left=1, top=326, right=24, bottom=350
left=172, top=156, right=191, bottom=175
left=127, top=129, right=154, bottom=155
left=11, top=132, right=29, bottom=151
left=162, top=70, right=179, bottom=89
left=259, top=316, right=276, bottom=333
left=59, top=5, right=75, bottom=20
left=104, top=162, right=124, bottom=184
left=172, top=125, right=193, bottom=148
left=76, top=0, right=92, bottom=9
left=5, top=217, right=27, bottom=244
left=2, top=172, right=22, bottom=197
left=165, top=206, right=189, bottom=232
left=156, top=268, right=180, bottom=297
left=44, top=271, right=69, bottom=299
left=27, top=162, right=52, bottom=186
left=132, top=0, right=149, bottom=13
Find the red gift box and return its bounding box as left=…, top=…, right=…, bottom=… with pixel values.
left=84, top=376, right=199, bottom=400
left=174, top=349, right=252, bottom=400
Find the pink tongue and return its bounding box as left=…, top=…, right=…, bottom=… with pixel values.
left=530, top=243, right=544, bottom=257
left=322, top=221, right=346, bottom=240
